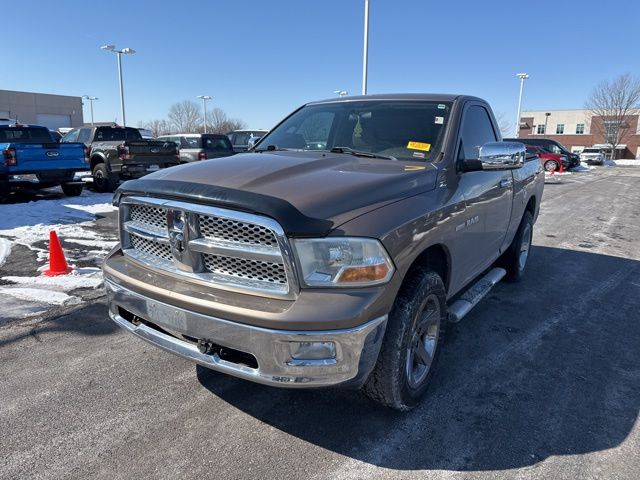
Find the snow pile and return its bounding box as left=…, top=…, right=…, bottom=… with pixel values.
left=615, top=159, right=640, bottom=166
left=572, top=164, right=593, bottom=172
left=0, top=287, right=79, bottom=306
left=0, top=238, right=11, bottom=268
left=0, top=191, right=118, bottom=319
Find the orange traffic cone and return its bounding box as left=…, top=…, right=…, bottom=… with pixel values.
left=558, top=161, right=564, bottom=173
left=43, top=230, right=72, bottom=276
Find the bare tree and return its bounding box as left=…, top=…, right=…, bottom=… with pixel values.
left=585, top=73, right=640, bottom=159
left=168, top=100, right=202, bottom=133
left=139, top=119, right=171, bottom=137
left=204, top=108, right=247, bottom=134
left=494, top=111, right=513, bottom=138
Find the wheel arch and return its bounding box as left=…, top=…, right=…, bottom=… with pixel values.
left=90, top=154, right=107, bottom=171
left=402, top=243, right=451, bottom=295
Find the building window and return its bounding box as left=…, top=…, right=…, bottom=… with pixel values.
left=556, top=124, right=565, bottom=134
left=576, top=123, right=585, bottom=134
left=537, top=124, right=546, bottom=134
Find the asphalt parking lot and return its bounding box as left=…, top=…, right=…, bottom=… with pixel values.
left=1, top=166, right=639, bottom=480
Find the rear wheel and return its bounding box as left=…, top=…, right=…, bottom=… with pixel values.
left=499, top=210, right=533, bottom=282
left=92, top=163, right=115, bottom=193
left=363, top=269, right=447, bottom=411
left=61, top=183, right=83, bottom=197
left=544, top=160, right=559, bottom=172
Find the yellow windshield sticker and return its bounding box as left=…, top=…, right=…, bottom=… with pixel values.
left=407, top=141, right=431, bottom=152
left=404, top=165, right=426, bottom=171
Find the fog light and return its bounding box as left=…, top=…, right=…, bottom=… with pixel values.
left=289, top=341, right=336, bottom=360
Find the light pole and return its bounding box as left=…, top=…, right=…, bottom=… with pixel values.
left=362, top=0, right=370, bottom=95
left=333, top=90, right=348, bottom=97
left=515, top=73, right=529, bottom=137
left=197, top=95, right=211, bottom=133
left=82, top=96, right=98, bottom=126
left=100, top=45, right=136, bottom=126
left=544, top=112, right=551, bottom=136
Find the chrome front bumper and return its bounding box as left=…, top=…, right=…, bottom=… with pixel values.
left=105, top=279, right=387, bottom=387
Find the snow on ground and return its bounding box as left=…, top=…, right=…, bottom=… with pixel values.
left=614, top=159, right=640, bottom=166
left=0, top=190, right=118, bottom=322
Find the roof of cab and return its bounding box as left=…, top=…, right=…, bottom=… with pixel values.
left=307, top=93, right=483, bottom=105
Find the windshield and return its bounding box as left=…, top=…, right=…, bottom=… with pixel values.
left=0, top=126, right=53, bottom=144
left=583, top=148, right=599, bottom=153
left=202, top=136, right=232, bottom=150
left=257, top=100, right=452, bottom=161
left=95, top=127, right=142, bottom=142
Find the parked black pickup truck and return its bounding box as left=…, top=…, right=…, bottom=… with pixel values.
left=62, top=126, right=179, bottom=192
left=104, top=94, right=544, bottom=410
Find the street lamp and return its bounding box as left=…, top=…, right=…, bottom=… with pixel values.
left=515, top=73, right=529, bottom=137
left=197, top=95, right=212, bottom=133
left=362, top=0, right=370, bottom=95
left=82, top=95, right=98, bottom=126
left=333, top=90, right=348, bottom=97
left=544, top=112, right=551, bottom=136
left=100, top=44, right=136, bottom=127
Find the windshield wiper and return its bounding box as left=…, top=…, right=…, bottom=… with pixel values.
left=329, top=146, right=397, bottom=161
left=254, top=144, right=291, bottom=153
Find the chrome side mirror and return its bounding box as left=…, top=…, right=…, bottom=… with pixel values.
left=477, top=142, right=525, bottom=170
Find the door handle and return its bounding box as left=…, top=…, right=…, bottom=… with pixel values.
left=499, top=178, right=513, bottom=188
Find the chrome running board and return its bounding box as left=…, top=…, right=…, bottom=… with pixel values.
left=448, top=267, right=506, bottom=323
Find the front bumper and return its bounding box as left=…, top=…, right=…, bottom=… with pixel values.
left=105, top=279, right=387, bottom=388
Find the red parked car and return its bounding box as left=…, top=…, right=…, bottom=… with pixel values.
left=526, top=145, right=569, bottom=172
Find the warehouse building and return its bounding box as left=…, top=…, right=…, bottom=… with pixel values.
left=0, top=89, right=83, bottom=129
left=518, top=109, right=640, bottom=159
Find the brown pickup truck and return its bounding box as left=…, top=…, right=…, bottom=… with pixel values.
left=103, top=94, right=544, bottom=410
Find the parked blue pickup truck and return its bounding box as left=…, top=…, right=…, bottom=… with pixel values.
left=0, top=123, right=88, bottom=201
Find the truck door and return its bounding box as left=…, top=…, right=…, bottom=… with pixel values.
left=456, top=104, right=513, bottom=283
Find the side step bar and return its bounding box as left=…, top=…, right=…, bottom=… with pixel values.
left=448, top=267, right=506, bottom=323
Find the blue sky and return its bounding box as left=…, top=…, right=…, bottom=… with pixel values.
left=2, top=0, right=638, bottom=135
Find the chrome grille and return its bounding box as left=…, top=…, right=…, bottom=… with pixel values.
left=130, top=234, right=173, bottom=261
left=199, top=215, right=277, bottom=246
left=203, top=254, right=287, bottom=284
left=130, top=204, right=167, bottom=232
left=119, top=196, right=297, bottom=299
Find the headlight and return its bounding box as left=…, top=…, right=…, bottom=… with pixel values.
left=292, top=237, right=394, bottom=287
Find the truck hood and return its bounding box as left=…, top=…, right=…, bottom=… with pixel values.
left=119, top=151, right=439, bottom=236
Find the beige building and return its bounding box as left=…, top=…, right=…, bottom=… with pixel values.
left=0, top=89, right=84, bottom=129
left=519, top=109, right=640, bottom=159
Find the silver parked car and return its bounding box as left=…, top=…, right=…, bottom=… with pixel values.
left=157, top=134, right=235, bottom=163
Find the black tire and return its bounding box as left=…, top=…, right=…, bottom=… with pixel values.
left=363, top=269, right=447, bottom=411
left=0, top=178, right=9, bottom=203
left=498, top=210, right=533, bottom=282
left=92, top=163, right=115, bottom=193
left=544, top=160, right=559, bottom=172
left=61, top=183, right=83, bottom=197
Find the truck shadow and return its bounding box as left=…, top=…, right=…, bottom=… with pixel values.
left=197, top=245, right=640, bottom=472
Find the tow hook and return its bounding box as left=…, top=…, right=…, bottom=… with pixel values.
left=198, top=340, right=215, bottom=355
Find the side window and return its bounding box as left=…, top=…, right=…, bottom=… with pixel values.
left=77, top=128, right=91, bottom=144
left=62, top=129, right=79, bottom=143
left=457, top=105, right=497, bottom=161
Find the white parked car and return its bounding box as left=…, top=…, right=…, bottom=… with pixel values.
left=580, top=148, right=605, bottom=165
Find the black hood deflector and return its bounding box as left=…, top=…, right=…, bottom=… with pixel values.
left=116, top=179, right=334, bottom=237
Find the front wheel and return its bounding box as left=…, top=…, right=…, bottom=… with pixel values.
left=61, top=183, right=83, bottom=197
left=92, top=163, right=116, bottom=193
left=363, top=269, right=447, bottom=411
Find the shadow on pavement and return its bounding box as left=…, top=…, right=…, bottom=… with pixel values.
left=0, top=302, right=118, bottom=348
left=197, top=245, right=640, bottom=471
